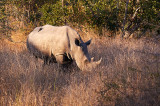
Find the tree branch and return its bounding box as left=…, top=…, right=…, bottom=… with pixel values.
left=131, top=7, right=140, bottom=20
left=121, top=0, right=129, bottom=38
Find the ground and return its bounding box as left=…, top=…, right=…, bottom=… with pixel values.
left=0, top=35, right=160, bottom=105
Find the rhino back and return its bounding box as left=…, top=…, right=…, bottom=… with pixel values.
left=27, top=25, right=78, bottom=58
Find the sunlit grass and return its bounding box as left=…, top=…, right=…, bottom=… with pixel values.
left=0, top=37, right=160, bottom=105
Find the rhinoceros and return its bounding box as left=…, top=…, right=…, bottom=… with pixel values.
left=27, top=25, right=102, bottom=71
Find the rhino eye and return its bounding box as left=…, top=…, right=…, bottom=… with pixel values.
left=84, top=59, right=89, bottom=64
left=75, top=39, right=80, bottom=46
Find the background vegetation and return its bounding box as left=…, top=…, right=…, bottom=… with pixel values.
left=0, top=0, right=160, bottom=38
left=0, top=0, right=160, bottom=105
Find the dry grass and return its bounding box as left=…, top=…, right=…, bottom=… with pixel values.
left=0, top=36, right=160, bottom=106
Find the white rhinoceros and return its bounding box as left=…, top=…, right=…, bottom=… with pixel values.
left=27, top=25, right=101, bottom=71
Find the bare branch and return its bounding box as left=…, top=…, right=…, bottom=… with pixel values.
left=131, top=7, right=140, bottom=20
left=121, top=0, right=129, bottom=38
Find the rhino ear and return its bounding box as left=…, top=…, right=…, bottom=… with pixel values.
left=75, top=38, right=80, bottom=46
left=85, top=39, right=92, bottom=46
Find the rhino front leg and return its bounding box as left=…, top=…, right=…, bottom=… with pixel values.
left=55, top=53, right=73, bottom=65
left=55, top=55, right=64, bottom=64
left=43, top=56, right=49, bottom=66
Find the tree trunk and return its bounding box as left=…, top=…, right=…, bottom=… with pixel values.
left=121, top=0, right=129, bottom=38
left=117, top=0, right=119, bottom=10
left=62, top=0, right=67, bottom=25
left=62, top=0, right=64, bottom=7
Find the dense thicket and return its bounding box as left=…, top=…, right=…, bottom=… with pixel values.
left=0, top=0, right=159, bottom=38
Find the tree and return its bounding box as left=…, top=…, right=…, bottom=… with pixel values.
left=121, top=0, right=129, bottom=38
left=0, top=0, right=159, bottom=38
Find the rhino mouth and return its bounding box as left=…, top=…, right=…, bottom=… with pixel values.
left=81, top=57, right=102, bottom=71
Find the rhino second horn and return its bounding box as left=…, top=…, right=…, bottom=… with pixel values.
left=91, top=57, right=94, bottom=62
left=96, top=57, right=102, bottom=65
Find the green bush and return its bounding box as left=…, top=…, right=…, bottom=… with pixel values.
left=0, top=0, right=159, bottom=37
left=39, top=1, right=65, bottom=25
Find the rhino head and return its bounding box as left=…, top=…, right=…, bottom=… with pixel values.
left=73, top=38, right=102, bottom=71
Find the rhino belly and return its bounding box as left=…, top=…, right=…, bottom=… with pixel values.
left=28, top=42, right=51, bottom=60
left=55, top=53, right=73, bottom=64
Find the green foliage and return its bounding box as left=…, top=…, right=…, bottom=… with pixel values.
left=140, top=0, right=159, bottom=23
left=84, top=0, right=120, bottom=31
left=0, top=0, right=10, bottom=37
left=0, top=0, right=159, bottom=37
left=0, top=4, right=6, bottom=21
left=0, top=1, right=6, bottom=23
left=139, top=0, right=160, bottom=33
left=39, top=2, right=64, bottom=25
left=123, top=0, right=160, bottom=37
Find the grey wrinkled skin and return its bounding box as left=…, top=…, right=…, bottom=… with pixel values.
left=27, top=25, right=102, bottom=71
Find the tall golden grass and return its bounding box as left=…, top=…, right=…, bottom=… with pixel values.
left=0, top=37, right=160, bottom=106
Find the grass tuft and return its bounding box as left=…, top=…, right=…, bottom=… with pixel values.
left=0, top=37, right=160, bottom=105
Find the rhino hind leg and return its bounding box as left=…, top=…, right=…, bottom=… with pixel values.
left=43, top=56, right=49, bottom=65
left=49, top=54, right=57, bottom=64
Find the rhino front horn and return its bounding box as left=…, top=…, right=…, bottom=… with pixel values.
left=91, top=57, right=102, bottom=69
